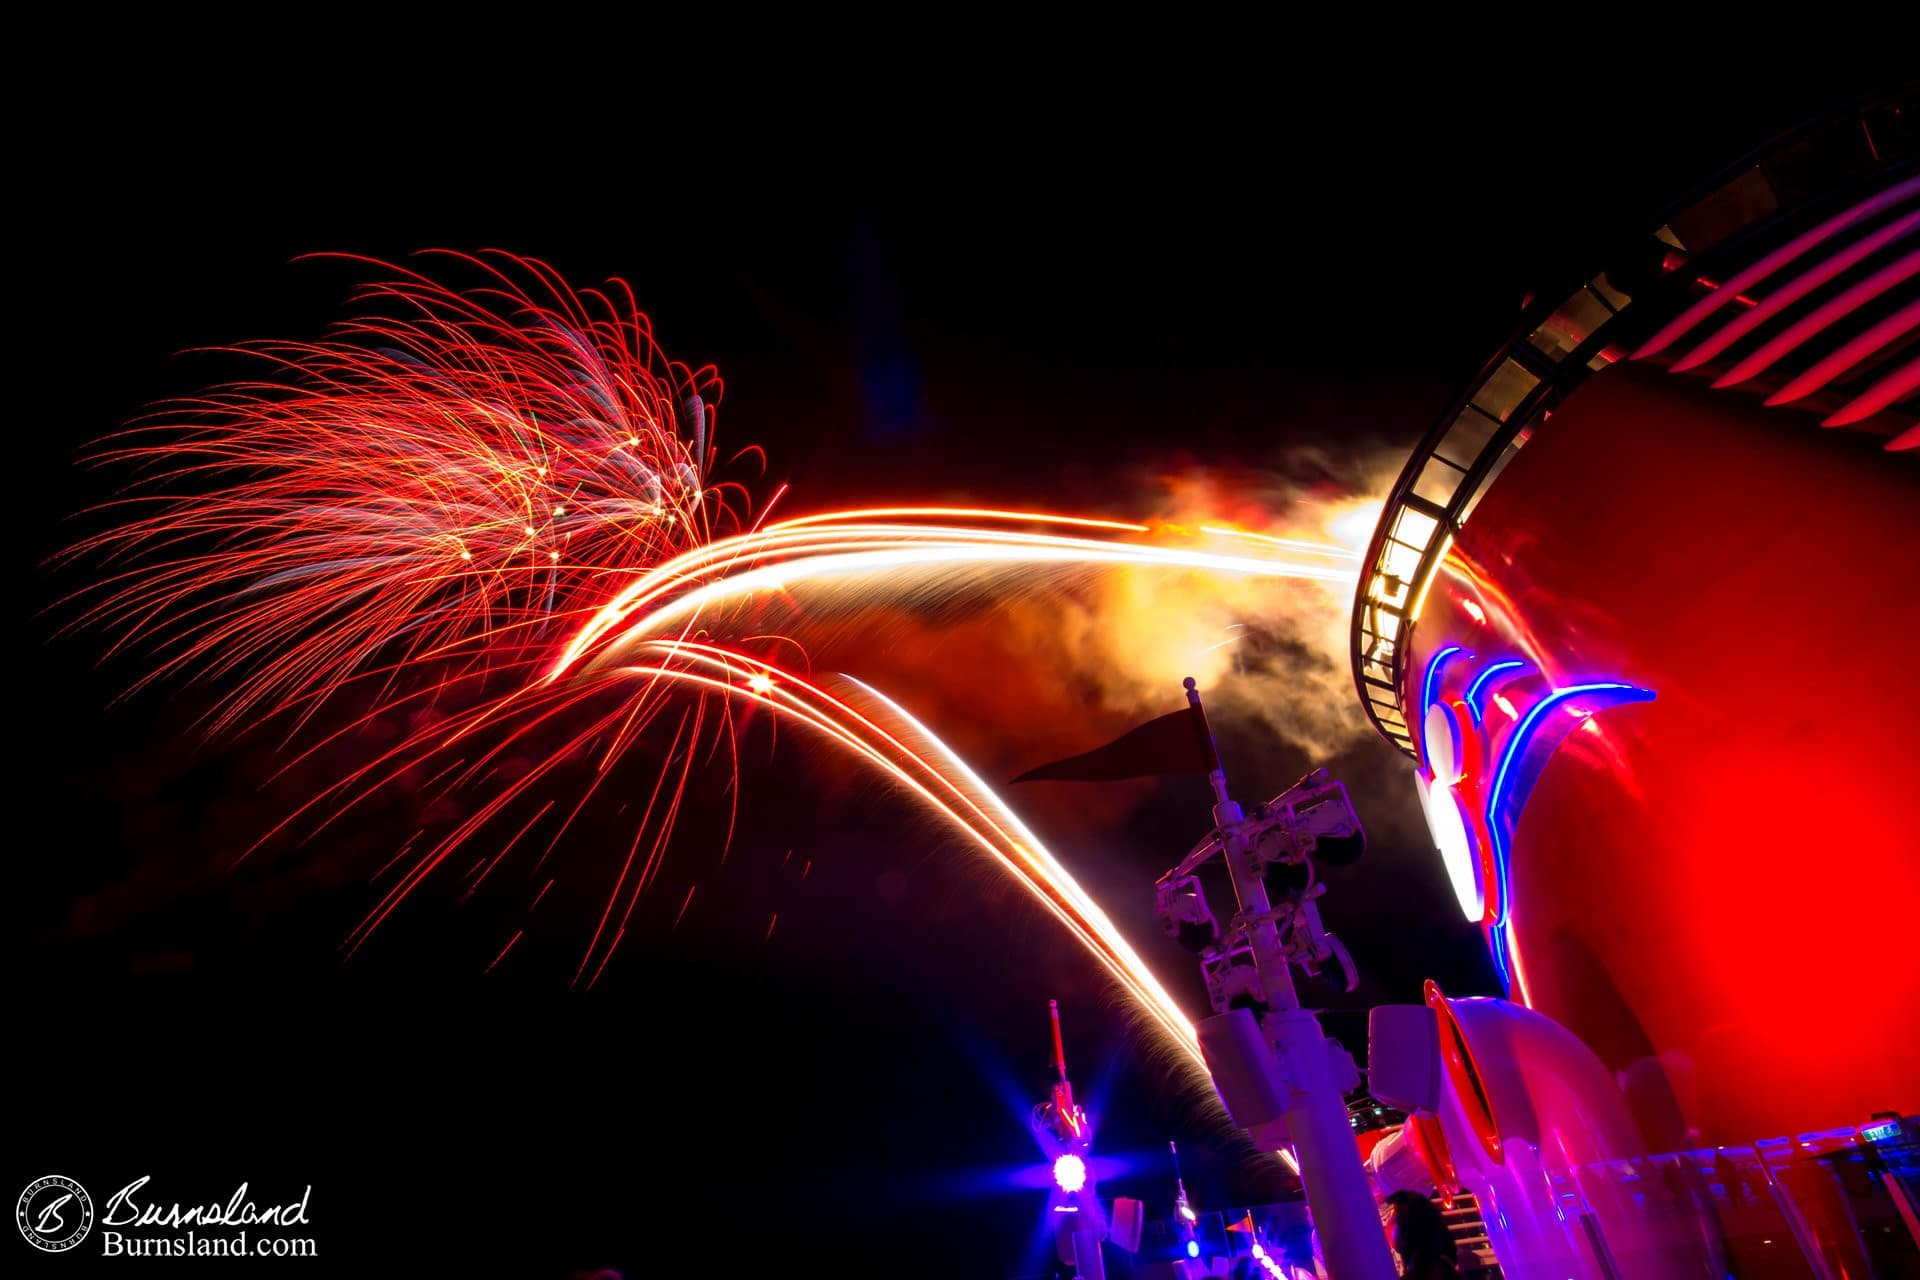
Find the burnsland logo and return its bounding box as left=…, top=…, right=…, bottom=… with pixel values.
left=17, top=1175, right=94, bottom=1252
left=17, top=1174, right=317, bottom=1260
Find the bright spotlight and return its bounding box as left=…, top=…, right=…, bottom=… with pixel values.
left=1186, top=1240, right=1201, bottom=1258
left=1052, top=1153, right=1088, bottom=1193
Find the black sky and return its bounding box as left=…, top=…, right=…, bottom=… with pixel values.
left=10, top=55, right=1895, bottom=1279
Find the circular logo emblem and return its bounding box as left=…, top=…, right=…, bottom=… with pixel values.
left=16, top=1176, right=93, bottom=1253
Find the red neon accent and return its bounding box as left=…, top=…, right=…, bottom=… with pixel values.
left=1887, top=422, right=1920, bottom=451
left=1687, top=275, right=1758, bottom=308
left=1824, top=353, right=1920, bottom=427
left=1765, top=294, right=1920, bottom=406
left=1713, top=246, right=1920, bottom=388
left=1049, top=998, right=1069, bottom=1084
left=1634, top=174, right=1920, bottom=359
left=1405, top=1112, right=1459, bottom=1207
left=1426, top=981, right=1502, bottom=1164
left=1670, top=208, right=1920, bottom=372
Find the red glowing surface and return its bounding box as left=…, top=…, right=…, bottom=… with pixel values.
left=1427, top=980, right=1503, bottom=1163
left=1404, top=1112, right=1458, bottom=1206
left=1409, top=364, right=1920, bottom=1147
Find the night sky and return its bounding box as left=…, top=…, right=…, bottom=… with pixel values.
left=11, top=57, right=1886, bottom=1278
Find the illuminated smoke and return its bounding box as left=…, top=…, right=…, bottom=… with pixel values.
left=990, top=454, right=1403, bottom=761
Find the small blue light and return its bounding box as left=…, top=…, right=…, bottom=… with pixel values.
left=1187, top=1240, right=1202, bottom=1258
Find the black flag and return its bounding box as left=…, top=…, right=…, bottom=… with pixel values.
left=1012, top=686, right=1219, bottom=784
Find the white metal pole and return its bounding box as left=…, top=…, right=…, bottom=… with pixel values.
left=1188, top=680, right=1396, bottom=1280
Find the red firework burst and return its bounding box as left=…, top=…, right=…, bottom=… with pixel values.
left=59, top=250, right=757, bottom=735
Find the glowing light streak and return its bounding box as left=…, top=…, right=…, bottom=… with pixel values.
left=1198, top=525, right=1361, bottom=560
left=552, top=516, right=1359, bottom=676
left=781, top=506, right=1147, bottom=533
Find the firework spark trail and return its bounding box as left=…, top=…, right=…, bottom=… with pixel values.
left=595, top=642, right=1204, bottom=1068
left=551, top=511, right=1358, bottom=677
left=63, top=252, right=1357, bottom=1074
